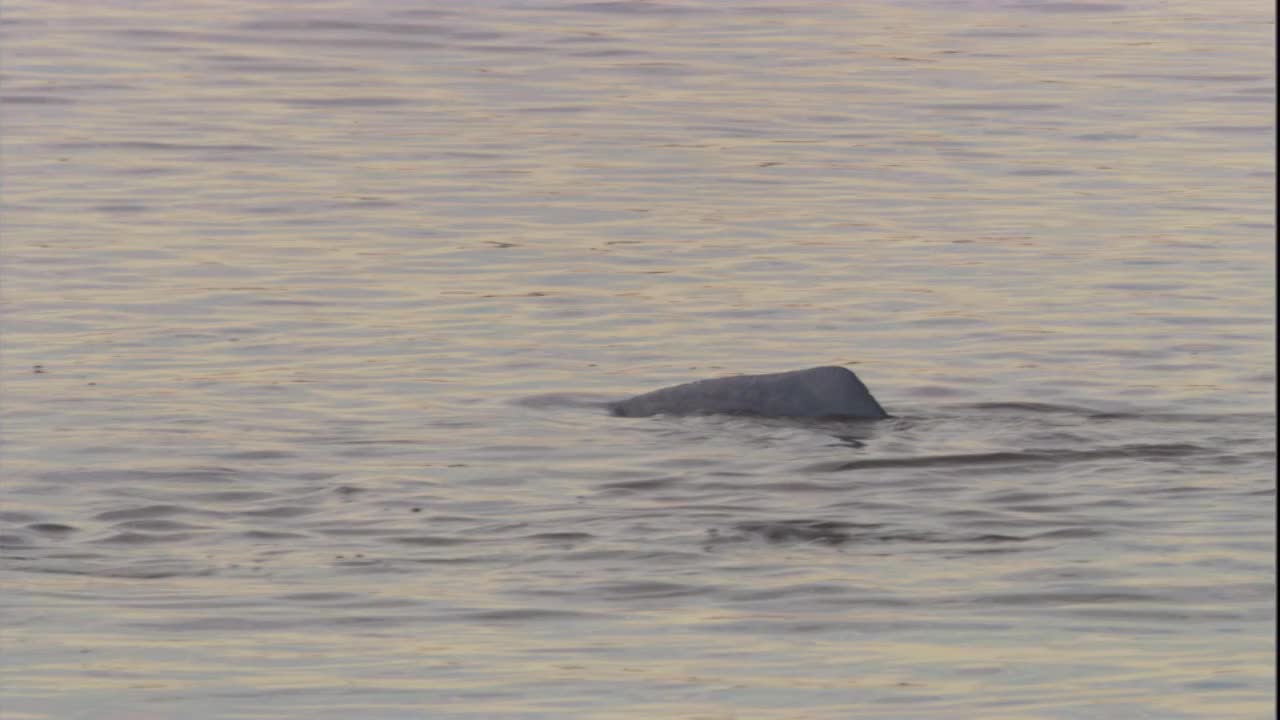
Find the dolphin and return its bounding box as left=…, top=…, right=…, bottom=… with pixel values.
left=610, top=366, right=888, bottom=420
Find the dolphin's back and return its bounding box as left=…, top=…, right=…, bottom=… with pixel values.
left=611, top=366, right=887, bottom=420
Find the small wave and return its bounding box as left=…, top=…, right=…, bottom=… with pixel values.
left=727, top=520, right=884, bottom=545
left=96, top=531, right=196, bottom=545
left=717, top=520, right=1041, bottom=547
left=598, top=476, right=683, bottom=492
left=972, top=591, right=1160, bottom=606
left=27, top=523, right=77, bottom=535
left=524, top=531, right=594, bottom=542
left=460, top=608, right=603, bottom=622
left=512, top=392, right=614, bottom=410
left=963, top=402, right=1273, bottom=424
left=805, top=443, right=1209, bottom=472
left=15, top=559, right=217, bottom=580
left=967, top=401, right=1100, bottom=414
left=588, top=580, right=710, bottom=599
left=390, top=535, right=472, bottom=547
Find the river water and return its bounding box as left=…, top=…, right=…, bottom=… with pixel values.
left=1, top=1, right=1274, bottom=718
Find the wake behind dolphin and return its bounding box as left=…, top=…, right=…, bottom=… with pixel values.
left=610, top=366, right=888, bottom=420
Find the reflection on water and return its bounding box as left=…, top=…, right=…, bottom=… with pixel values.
left=1, top=0, right=1273, bottom=718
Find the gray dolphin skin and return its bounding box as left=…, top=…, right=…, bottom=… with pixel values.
left=610, top=366, right=888, bottom=420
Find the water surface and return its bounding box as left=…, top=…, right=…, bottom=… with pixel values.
left=1, top=0, right=1274, bottom=718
